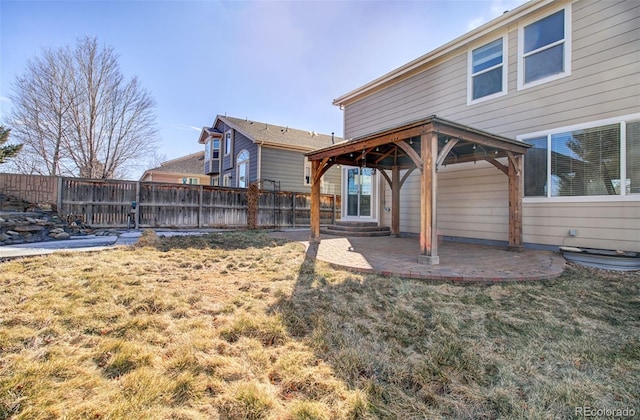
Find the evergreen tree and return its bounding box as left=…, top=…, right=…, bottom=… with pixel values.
left=0, top=125, right=22, bottom=164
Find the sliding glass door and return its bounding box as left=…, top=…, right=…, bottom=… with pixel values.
left=345, top=167, right=375, bottom=218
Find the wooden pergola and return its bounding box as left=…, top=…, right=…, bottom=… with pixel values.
left=306, top=116, right=531, bottom=265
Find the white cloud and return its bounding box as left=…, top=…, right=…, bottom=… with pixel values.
left=174, top=124, right=201, bottom=132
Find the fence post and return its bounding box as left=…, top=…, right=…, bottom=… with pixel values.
left=198, top=185, right=204, bottom=228
left=292, top=193, right=296, bottom=228
left=332, top=194, right=337, bottom=224
left=247, top=182, right=259, bottom=229
left=135, top=181, right=141, bottom=229
left=56, top=176, right=64, bottom=215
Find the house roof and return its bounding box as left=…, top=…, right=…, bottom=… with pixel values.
left=142, top=151, right=205, bottom=176
left=215, top=115, right=342, bottom=152
left=333, top=0, right=558, bottom=106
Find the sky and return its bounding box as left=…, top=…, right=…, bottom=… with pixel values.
left=0, top=0, right=528, bottom=178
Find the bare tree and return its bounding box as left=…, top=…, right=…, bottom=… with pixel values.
left=7, top=36, right=158, bottom=179
left=9, top=46, right=75, bottom=175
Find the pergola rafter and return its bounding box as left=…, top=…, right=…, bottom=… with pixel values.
left=306, top=115, right=531, bottom=263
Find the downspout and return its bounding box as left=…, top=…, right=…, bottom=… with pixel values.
left=256, top=140, right=263, bottom=181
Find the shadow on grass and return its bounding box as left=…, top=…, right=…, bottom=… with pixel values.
left=269, top=238, right=640, bottom=419
left=134, top=229, right=290, bottom=252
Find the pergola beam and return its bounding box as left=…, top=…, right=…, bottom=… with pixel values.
left=305, top=115, right=530, bottom=261
left=419, top=132, right=439, bottom=264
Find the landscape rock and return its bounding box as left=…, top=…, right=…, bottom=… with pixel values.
left=0, top=192, right=118, bottom=247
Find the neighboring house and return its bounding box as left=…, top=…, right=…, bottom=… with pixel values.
left=198, top=115, right=341, bottom=194
left=140, top=152, right=211, bottom=185
left=313, top=0, right=639, bottom=253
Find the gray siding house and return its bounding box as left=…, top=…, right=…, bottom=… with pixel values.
left=198, top=115, right=341, bottom=194
left=330, top=0, right=639, bottom=252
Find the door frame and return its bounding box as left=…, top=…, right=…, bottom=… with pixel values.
left=341, top=166, right=378, bottom=222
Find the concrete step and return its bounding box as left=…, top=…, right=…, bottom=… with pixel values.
left=320, top=228, right=391, bottom=237
left=325, top=224, right=390, bottom=232
left=334, top=221, right=379, bottom=227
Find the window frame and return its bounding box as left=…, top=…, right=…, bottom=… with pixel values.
left=224, top=130, right=233, bottom=156
left=303, top=157, right=312, bottom=186
left=181, top=177, right=199, bottom=185
left=236, top=149, right=250, bottom=189
left=519, top=113, right=640, bottom=203
left=222, top=174, right=231, bottom=187
left=467, top=34, right=508, bottom=105
left=212, top=138, right=220, bottom=159
left=517, top=4, right=572, bottom=91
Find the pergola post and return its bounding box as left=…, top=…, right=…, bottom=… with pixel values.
left=391, top=165, right=400, bottom=236
left=309, top=159, right=321, bottom=244
left=508, top=153, right=524, bottom=250
left=418, top=132, right=439, bottom=265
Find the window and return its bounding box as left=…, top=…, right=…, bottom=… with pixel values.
left=224, top=130, right=233, bottom=156
left=205, top=140, right=210, bottom=160
left=236, top=150, right=249, bottom=188
left=518, top=6, right=571, bottom=89
left=468, top=36, right=507, bottom=104
left=522, top=116, right=640, bottom=199
left=523, top=137, right=548, bottom=197
left=212, top=138, right=220, bottom=159
left=211, top=176, right=219, bottom=186
left=223, top=174, right=231, bottom=187
left=627, top=121, right=640, bottom=194
left=181, top=177, right=199, bottom=185
left=303, top=157, right=312, bottom=186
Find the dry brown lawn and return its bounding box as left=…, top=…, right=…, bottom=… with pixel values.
left=0, top=230, right=638, bottom=419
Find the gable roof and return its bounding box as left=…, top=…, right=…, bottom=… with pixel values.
left=145, top=151, right=204, bottom=174
left=215, top=115, right=342, bottom=152
left=333, top=0, right=558, bottom=106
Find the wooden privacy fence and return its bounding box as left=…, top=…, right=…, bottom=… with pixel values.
left=55, top=177, right=340, bottom=229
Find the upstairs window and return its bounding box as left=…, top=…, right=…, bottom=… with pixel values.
left=212, top=138, right=220, bottom=159
left=518, top=6, right=571, bottom=89
left=224, top=130, right=233, bottom=156
left=468, top=37, right=507, bottom=104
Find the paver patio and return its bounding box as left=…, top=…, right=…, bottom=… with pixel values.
left=269, top=230, right=565, bottom=284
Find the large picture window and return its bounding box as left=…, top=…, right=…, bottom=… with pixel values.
left=468, top=37, right=506, bottom=103
left=236, top=150, right=249, bottom=188
left=518, top=6, right=571, bottom=89
left=523, top=117, right=640, bottom=198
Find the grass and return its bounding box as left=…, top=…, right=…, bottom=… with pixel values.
left=0, top=230, right=638, bottom=419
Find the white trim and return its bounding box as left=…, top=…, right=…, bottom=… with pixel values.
left=341, top=166, right=378, bottom=222
left=621, top=121, right=627, bottom=196
left=467, top=33, right=508, bottom=105
left=524, top=195, right=640, bottom=204
left=519, top=113, right=640, bottom=200
left=236, top=149, right=250, bottom=188
left=256, top=144, right=262, bottom=181
left=516, top=113, right=640, bottom=140
left=224, top=130, right=233, bottom=156
left=517, top=3, right=572, bottom=91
